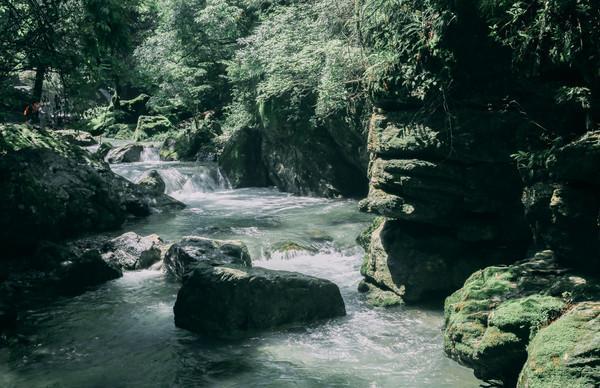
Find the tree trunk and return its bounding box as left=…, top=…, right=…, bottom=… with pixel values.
left=33, top=65, right=46, bottom=102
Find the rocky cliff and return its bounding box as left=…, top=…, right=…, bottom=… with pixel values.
left=358, top=107, right=532, bottom=302
left=220, top=98, right=369, bottom=198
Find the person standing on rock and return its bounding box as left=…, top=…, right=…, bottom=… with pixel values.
left=23, top=101, right=40, bottom=126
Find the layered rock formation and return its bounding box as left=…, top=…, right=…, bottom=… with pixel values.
left=358, top=109, right=531, bottom=302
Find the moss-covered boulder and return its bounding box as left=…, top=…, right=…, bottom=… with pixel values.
left=517, top=302, right=600, bottom=388
left=0, top=124, right=184, bottom=256
left=443, top=251, right=600, bottom=385
left=134, top=115, right=173, bottom=141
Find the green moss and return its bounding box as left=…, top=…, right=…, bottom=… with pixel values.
left=356, top=216, right=384, bottom=250
left=518, top=302, right=600, bottom=388
left=491, top=295, right=565, bottom=339
left=134, top=115, right=173, bottom=141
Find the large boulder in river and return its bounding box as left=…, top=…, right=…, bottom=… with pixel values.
left=0, top=124, right=184, bottom=256
left=443, top=250, right=600, bottom=385
left=173, top=264, right=346, bottom=338
left=136, top=170, right=166, bottom=196
left=105, top=143, right=144, bottom=163
left=517, top=301, right=600, bottom=388
left=102, top=232, right=165, bottom=270
left=164, top=236, right=251, bottom=280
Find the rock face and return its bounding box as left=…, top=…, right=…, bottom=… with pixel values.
left=102, top=232, right=165, bottom=270
left=358, top=109, right=531, bottom=303
left=219, top=126, right=270, bottom=187
left=134, top=115, right=173, bottom=141
left=517, top=302, right=600, bottom=388
left=105, top=143, right=144, bottom=163
left=521, top=130, right=600, bottom=272
left=443, top=251, right=600, bottom=385
left=137, top=170, right=166, bottom=196
left=219, top=99, right=368, bottom=197
left=0, top=125, right=184, bottom=256
left=173, top=263, right=346, bottom=338
left=163, top=236, right=252, bottom=280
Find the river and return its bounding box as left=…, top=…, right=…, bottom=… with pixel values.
left=0, top=147, right=480, bottom=387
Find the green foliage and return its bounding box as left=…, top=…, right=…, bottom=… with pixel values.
left=225, top=0, right=366, bottom=130
left=135, top=0, right=255, bottom=115
left=358, top=0, right=455, bottom=101
left=483, top=0, right=599, bottom=78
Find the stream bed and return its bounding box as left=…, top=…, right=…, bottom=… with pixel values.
left=0, top=154, right=480, bottom=387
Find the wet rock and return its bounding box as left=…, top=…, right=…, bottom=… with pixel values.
left=136, top=170, right=166, bottom=196
left=134, top=115, right=172, bottom=141
left=55, top=130, right=97, bottom=147
left=102, top=232, right=165, bottom=270
left=94, top=142, right=113, bottom=160
left=357, top=280, right=402, bottom=307
left=105, top=143, right=144, bottom=163
left=164, top=236, right=252, bottom=280
left=173, top=263, right=346, bottom=338
left=517, top=302, right=600, bottom=388
left=220, top=127, right=270, bottom=187
left=55, top=249, right=122, bottom=296
left=268, top=241, right=318, bottom=259
left=443, top=251, right=600, bottom=385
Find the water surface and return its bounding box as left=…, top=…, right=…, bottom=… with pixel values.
left=0, top=156, right=479, bottom=387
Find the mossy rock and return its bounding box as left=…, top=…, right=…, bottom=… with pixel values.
left=518, top=302, right=600, bottom=388
left=356, top=216, right=385, bottom=250
left=358, top=280, right=403, bottom=308
left=134, top=115, right=173, bottom=141
left=268, top=241, right=318, bottom=259
left=104, top=123, right=135, bottom=140
left=444, top=251, right=600, bottom=385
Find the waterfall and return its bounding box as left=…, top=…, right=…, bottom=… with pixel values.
left=158, top=165, right=231, bottom=196
left=140, top=146, right=160, bottom=162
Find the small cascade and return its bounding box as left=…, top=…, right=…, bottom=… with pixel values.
left=140, top=146, right=160, bottom=162
left=159, top=165, right=231, bottom=196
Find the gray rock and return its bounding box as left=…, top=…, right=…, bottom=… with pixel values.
left=164, top=236, right=251, bottom=280
left=102, top=232, right=165, bottom=270
left=136, top=170, right=166, bottom=196
left=173, top=263, right=346, bottom=338
left=105, top=143, right=144, bottom=163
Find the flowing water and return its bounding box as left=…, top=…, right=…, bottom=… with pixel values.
left=0, top=153, right=481, bottom=387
